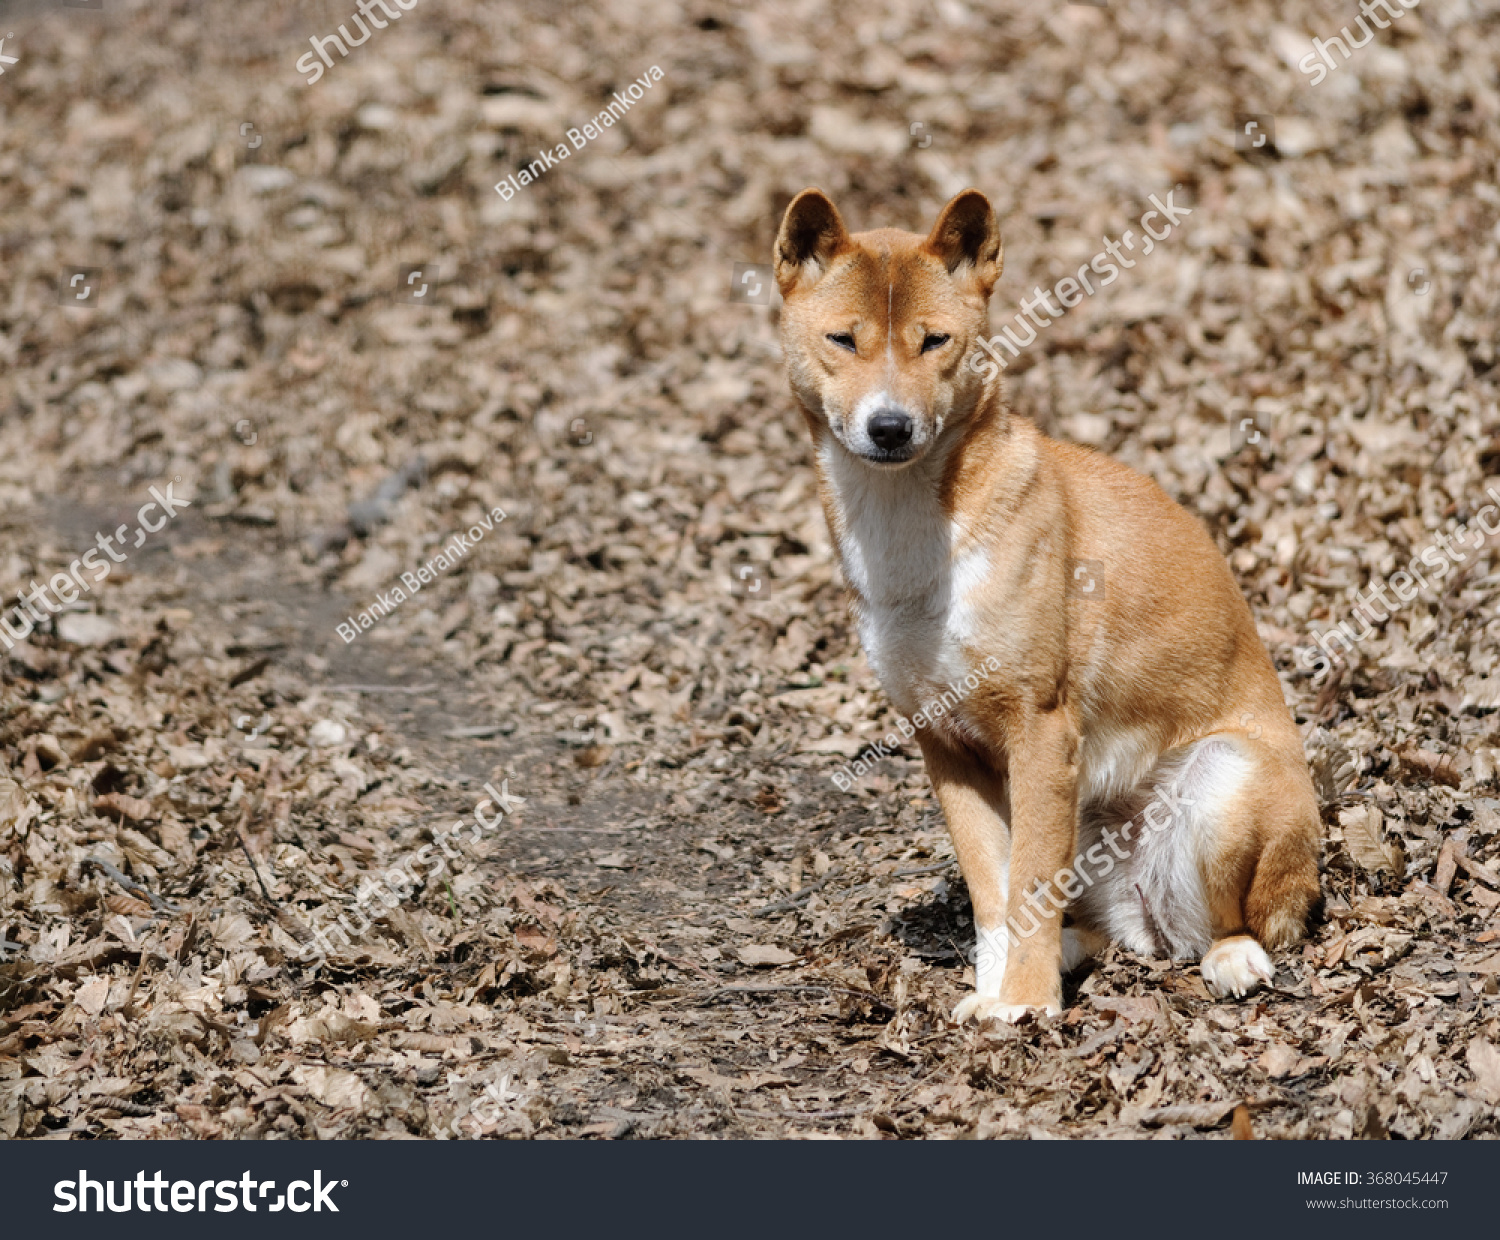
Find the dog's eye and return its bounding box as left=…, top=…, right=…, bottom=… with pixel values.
left=826, top=332, right=857, bottom=352
left=921, top=333, right=951, bottom=354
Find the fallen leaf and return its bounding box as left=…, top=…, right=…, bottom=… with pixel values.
left=1458, top=951, right=1500, bottom=975
left=73, top=975, right=111, bottom=1016
left=1139, top=1101, right=1238, bottom=1129
left=0, top=780, right=38, bottom=834
left=1090, top=995, right=1160, bottom=1023
left=515, top=924, right=558, bottom=956
left=1397, top=745, right=1461, bottom=788
left=291, top=1064, right=369, bottom=1111
left=1339, top=805, right=1401, bottom=874
left=1433, top=836, right=1459, bottom=896
left=94, top=792, right=156, bottom=823
left=737, top=944, right=797, bottom=967
left=1257, top=1042, right=1302, bottom=1078
left=55, top=614, right=122, bottom=646
left=1466, top=1038, right=1500, bottom=1103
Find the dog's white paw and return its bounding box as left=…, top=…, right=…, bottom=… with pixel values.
left=953, top=994, right=1060, bottom=1025
left=1201, top=936, right=1274, bottom=999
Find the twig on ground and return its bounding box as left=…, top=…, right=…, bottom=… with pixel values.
left=324, top=683, right=437, bottom=694
left=892, top=862, right=953, bottom=878
left=82, top=857, right=179, bottom=914
left=1456, top=853, right=1500, bottom=890
left=641, top=941, right=720, bottom=983
left=698, top=983, right=893, bottom=1013
left=754, top=874, right=835, bottom=916
left=710, top=984, right=832, bottom=998
left=119, top=939, right=152, bottom=1021
left=236, top=828, right=276, bottom=904
left=754, top=862, right=948, bottom=917
left=88, top=1097, right=158, bottom=1118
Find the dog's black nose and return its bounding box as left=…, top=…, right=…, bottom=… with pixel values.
left=868, top=411, right=913, bottom=451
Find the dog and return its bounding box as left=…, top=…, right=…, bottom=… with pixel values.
left=773, top=187, right=1321, bottom=1023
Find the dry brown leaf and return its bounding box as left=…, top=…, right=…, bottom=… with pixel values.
left=1433, top=836, right=1459, bottom=896
left=515, top=924, right=558, bottom=957
left=737, top=944, right=797, bottom=967
left=94, top=792, right=156, bottom=823
left=1397, top=746, right=1461, bottom=789
left=0, top=780, right=38, bottom=835
left=290, top=1012, right=378, bottom=1044
left=103, top=893, right=154, bottom=918
left=1339, top=805, right=1401, bottom=874
left=1090, top=996, right=1161, bottom=1024
left=1465, top=1038, right=1500, bottom=1104
left=1257, top=1042, right=1302, bottom=1079
left=73, top=975, right=112, bottom=1016
left=1458, top=952, right=1500, bottom=975
left=396, top=1032, right=468, bottom=1055
left=1139, top=1101, right=1239, bottom=1129
left=291, top=1065, right=369, bottom=1111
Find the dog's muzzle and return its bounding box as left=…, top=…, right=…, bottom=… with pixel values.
left=867, top=411, right=913, bottom=452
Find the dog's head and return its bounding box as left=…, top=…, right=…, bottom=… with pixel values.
left=773, top=188, right=1002, bottom=469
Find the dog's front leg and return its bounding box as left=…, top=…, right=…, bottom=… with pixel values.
left=996, top=706, right=1080, bottom=1018
left=916, top=738, right=1013, bottom=1025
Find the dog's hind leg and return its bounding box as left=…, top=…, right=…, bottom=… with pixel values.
left=1073, top=726, right=1318, bottom=999
left=1199, top=732, right=1321, bottom=998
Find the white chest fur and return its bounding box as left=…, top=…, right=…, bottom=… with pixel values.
left=822, top=443, right=989, bottom=724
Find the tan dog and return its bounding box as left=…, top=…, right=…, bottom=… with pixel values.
left=773, top=188, right=1321, bottom=1023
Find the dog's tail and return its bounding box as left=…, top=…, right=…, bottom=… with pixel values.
left=1244, top=813, right=1321, bottom=949
left=1072, top=739, right=1240, bottom=960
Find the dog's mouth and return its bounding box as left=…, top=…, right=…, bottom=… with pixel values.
left=857, top=445, right=920, bottom=467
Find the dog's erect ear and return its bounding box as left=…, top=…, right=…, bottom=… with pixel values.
left=923, top=189, right=1003, bottom=297
left=774, top=189, right=852, bottom=296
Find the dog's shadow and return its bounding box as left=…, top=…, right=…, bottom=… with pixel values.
left=888, top=877, right=1101, bottom=1006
